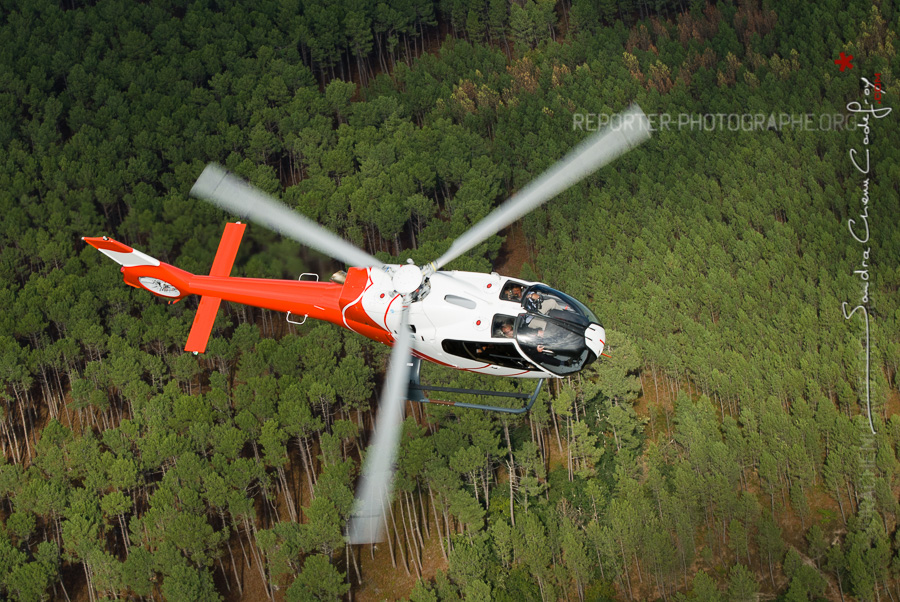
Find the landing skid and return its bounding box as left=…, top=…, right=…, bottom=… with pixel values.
left=406, top=358, right=545, bottom=414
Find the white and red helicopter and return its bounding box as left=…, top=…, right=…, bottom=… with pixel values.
left=84, top=105, right=650, bottom=543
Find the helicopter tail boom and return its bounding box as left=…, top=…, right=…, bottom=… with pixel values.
left=84, top=228, right=351, bottom=352
left=84, top=225, right=248, bottom=354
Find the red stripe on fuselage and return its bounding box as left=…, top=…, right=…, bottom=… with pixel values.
left=463, top=363, right=491, bottom=371
left=383, top=294, right=400, bottom=334
left=339, top=268, right=393, bottom=344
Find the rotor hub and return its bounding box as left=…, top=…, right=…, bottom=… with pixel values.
left=392, top=264, right=424, bottom=295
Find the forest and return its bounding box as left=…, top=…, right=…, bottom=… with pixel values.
left=0, top=0, right=898, bottom=599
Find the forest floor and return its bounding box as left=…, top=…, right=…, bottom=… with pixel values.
left=493, top=224, right=532, bottom=278
left=219, top=540, right=272, bottom=602
left=355, top=528, right=446, bottom=601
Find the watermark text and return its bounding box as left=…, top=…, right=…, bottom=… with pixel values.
left=573, top=112, right=858, bottom=131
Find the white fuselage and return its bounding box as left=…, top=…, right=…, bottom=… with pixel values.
left=352, top=267, right=561, bottom=378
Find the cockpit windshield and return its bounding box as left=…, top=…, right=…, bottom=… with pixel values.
left=520, top=285, right=599, bottom=325
left=514, top=285, right=599, bottom=375
left=442, top=285, right=601, bottom=376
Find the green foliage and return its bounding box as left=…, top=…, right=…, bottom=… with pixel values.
left=0, top=0, right=897, bottom=599
left=409, top=578, right=439, bottom=602
left=160, top=561, right=221, bottom=602
left=686, top=570, right=722, bottom=601
left=726, top=564, right=758, bottom=602
left=286, top=554, right=349, bottom=601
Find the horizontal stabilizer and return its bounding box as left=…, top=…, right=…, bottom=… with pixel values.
left=185, top=296, right=223, bottom=353
left=185, top=223, right=246, bottom=353
left=207, top=222, right=246, bottom=277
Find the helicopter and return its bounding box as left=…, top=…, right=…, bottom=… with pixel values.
left=83, top=104, right=650, bottom=543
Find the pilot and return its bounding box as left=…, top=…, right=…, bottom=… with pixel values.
left=523, top=292, right=553, bottom=330
left=524, top=291, right=565, bottom=315
left=523, top=291, right=542, bottom=313
left=499, top=321, right=514, bottom=338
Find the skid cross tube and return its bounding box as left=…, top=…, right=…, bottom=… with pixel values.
left=405, top=358, right=544, bottom=414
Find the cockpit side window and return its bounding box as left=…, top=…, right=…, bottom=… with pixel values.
left=492, top=314, right=516, bottom=339
left=500, top=280, right=526, bottom=303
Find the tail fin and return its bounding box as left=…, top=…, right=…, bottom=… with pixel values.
left=82, top=236, right=194, bottom=299
left=84, top=222, right=246, bottom=354
left=184, top=222, right=245, bottom=353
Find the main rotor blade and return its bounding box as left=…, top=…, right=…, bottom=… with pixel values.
left=191, top=164, right=383, bottom=268
left=429, top=104, right=651, bottom=271
left=346, top=305, right=412, bottom=544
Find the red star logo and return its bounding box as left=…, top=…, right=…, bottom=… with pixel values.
left=835, top=52, right=854, bottom=71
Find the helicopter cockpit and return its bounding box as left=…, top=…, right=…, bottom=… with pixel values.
left=441, top=283, right=604, bottom=376
left=514, top=285, right=601, bottom=376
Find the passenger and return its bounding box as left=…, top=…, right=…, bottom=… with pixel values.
left=502, top=284, right=524, bottom=302
left=491, top=317, right=516, bottom=338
